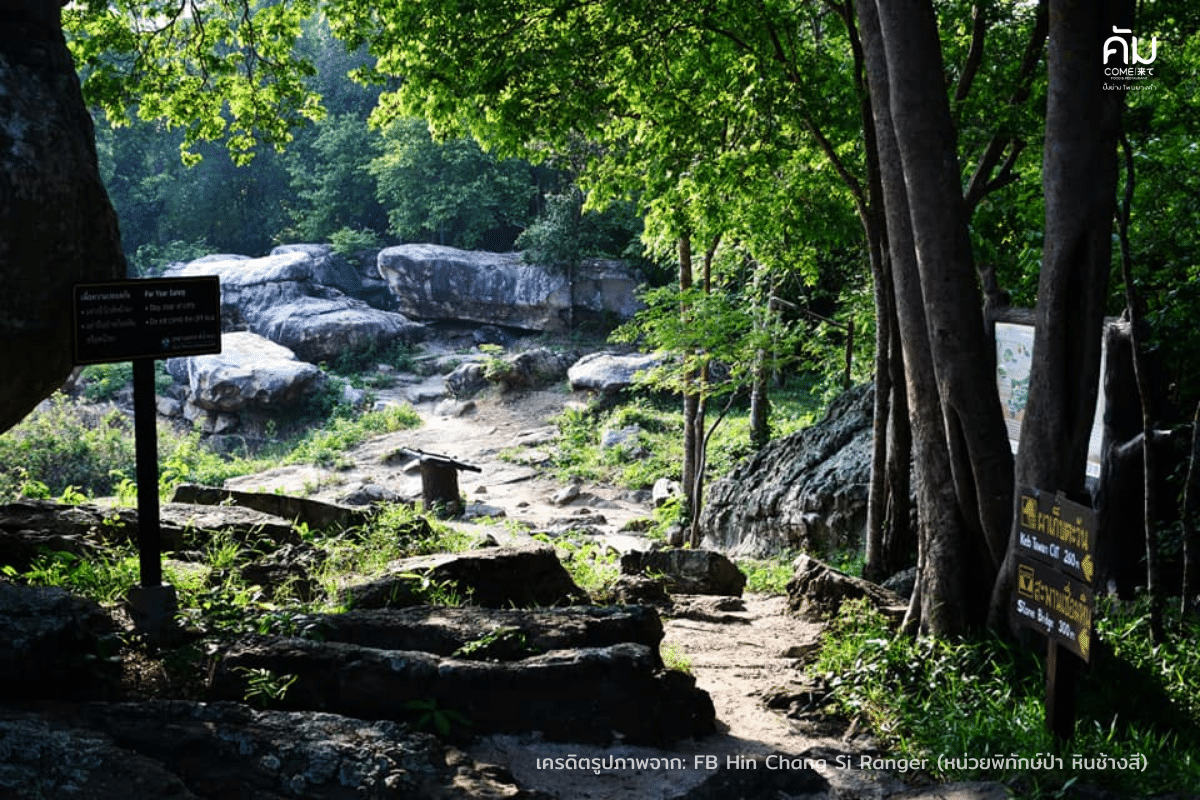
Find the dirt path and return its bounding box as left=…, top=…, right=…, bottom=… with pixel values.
left=224, top=374, right=1010, bottom=799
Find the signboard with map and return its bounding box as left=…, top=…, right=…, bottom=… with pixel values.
left=995, top=320, right=1106, bottom=479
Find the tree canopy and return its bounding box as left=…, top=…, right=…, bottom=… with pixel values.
left=62, top=0, right=1200, bottom=635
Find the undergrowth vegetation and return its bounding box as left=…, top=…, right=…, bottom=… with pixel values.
left=0, top=389, right=420, bottom=503
left=813, top=598, right=1200, bottom=796
left=548, top=376, right=827, bottom=492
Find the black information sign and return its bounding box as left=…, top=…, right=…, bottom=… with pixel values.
left=1010, top=486, right=1098, bottom=663
left=74, top=277, right=221, bottom=365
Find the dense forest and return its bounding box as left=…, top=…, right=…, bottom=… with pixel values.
left=78, top=0, right=1200, bottom=636
left=95, top=16, right=654, bottom=280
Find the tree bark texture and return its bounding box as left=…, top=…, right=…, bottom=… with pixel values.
left=859, top=0, right=970, bottom=635
left=873, top=0, right=1014, bottom=583
left=989, top=0, right=1132, bottom=625
left=0, top=1, right=127, bottom=433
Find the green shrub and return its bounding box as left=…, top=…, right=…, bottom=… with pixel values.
left=79, top=363, right=134, bottom=402
left=812, top=598, right=1200, bottom=796
left=0, top=395, right=136, bottom=500
left=736, top=553, right=796, bottom=595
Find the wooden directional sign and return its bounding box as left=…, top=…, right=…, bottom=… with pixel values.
left=1010, top=486, right=1098, bottom=663
left=1013, top=554, right=1094, bottom=662
left=74, top=277, right=221, bottom=365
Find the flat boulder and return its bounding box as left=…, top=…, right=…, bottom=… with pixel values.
left=620, top=549, right=747, bottom=597
left=342, top=545, right=588, bottom=610
left=0, top=710, right=198, bottom=800
left=377, top=244, right=642, bottom=332
left=212, top=637, right=715, bottom=744
left=170, top=484, right=372, bottom=532
left=167, top=331, right=326, bottom=413
left=568, top=351, right=663, bottom=395
left=34, top=701, right=449, bottom=799
left=168, top=251, right=424, bottom=363
left=0, top=583, right=117, bottom=702
left=786, top=553, right=905, bottom=620
left=312, top=604, right=665, bottom=663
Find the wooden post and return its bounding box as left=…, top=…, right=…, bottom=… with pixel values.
left=420, top=460, right=464, bottom=515
left=1046, top=641, right=1080, bottom=747
left=401, top=449, right=481, bottom=517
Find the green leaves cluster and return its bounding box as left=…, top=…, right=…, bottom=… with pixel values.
left=67, top=0, right=324, bottom=166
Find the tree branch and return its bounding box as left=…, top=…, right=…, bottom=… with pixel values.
left=953, top=3, right=987, bottom=105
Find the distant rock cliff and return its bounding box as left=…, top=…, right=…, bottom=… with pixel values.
left=377, top=243, right=642, bottom=332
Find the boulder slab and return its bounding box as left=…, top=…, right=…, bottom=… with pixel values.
left=312, top=605, right=665, bottom=663
left=620, top=549, right=747, bottom=597
left=568, top=351, right=663, bottom=395
left=377, top=244, right=642, bottom=332
left=212, top=637, right=715, bottom=744
left=786, top=553, right=905, bottom=620
left=167, top=331, right=326, bottom=412
left=168, top=251, right=424, bottom=363
left=342, top=545, right=589, bottom=610
left=698, top=384, right=874, bottom=557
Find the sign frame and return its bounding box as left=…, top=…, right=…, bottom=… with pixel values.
left=73, top=276, right=222, bottom=366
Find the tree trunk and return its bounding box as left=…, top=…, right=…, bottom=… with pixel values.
left=1117, top=133, right=1161, bottom=637
left=989, top=0, right=1131, bottom=626
left=883, top=286, right=913, bottom=574
left=859, top=0, right=970, bottom=635
left=1182, top=401, right=1200, bottom=618
left=0, top=1, right=127, bottom=433
left=874, top=0, right=1014, bottom=593
left=679, top=233, right=701, bottom=544
left=688, top=237, right=720, bottom=546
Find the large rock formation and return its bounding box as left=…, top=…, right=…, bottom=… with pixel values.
left=167, top=251, right=424, bottom=363
left=698, top=385, right=874, bottom=557
left=270, top=243, right=397, bottom=311
left=0, top=2, right=127, bottom=433
left=377, top=244, right=642, bottom=332
left=567, top=351, right=664, bottom=395
left=166, top=331, right=327, bottom=414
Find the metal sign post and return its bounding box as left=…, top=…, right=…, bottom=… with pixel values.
left=73, top=277, right=222, bottom=639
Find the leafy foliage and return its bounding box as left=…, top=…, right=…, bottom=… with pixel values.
left=0, top=396, right=136, bottom=500
left=814, top=598, right=1200, bottom=796
left=369, top=118, right=534, bottom=249
left=67, top=0, right=324, bottom=165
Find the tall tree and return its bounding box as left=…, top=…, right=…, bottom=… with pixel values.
left=989, top=0, right=1133, bottom=624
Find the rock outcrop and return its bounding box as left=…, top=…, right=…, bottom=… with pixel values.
left=620, top=549, right=747, bottom=597
left=377, top=244, right=642, bottom=332
left=167, top=332, right=327, bottom=420
left=0, top=583, right=118, bottom=702
left=698, top=385, right=874, bottom=557
left=341, top=545, right=590, bottom=610
left=211, top=635, right=714, bottom=744
left=0, top=3, right=126, bottom=433
left=4, top=701, right=453, bottom=800
left=311, top=605, right=666, bottom=663
left=167, top=251, right=424, bottom=363
left=568, top=351, right=663, bottom=395
left=270, top=243, right=396, bottom=311
left=786, top=554, right=905, bottom=621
